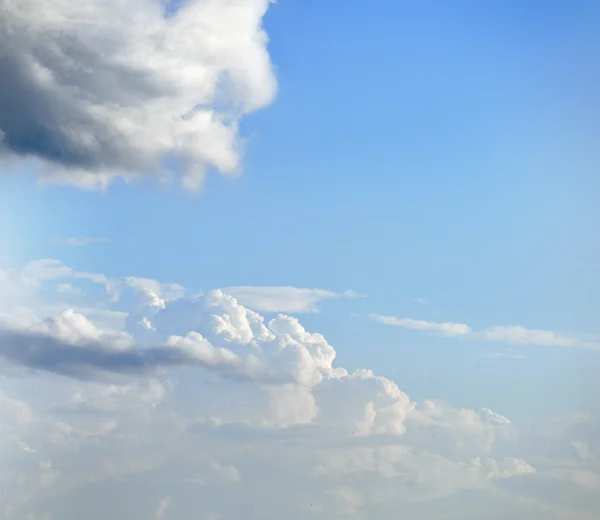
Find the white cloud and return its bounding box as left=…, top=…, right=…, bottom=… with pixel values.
left=221, top=286, right=362, bottom=313
left=462, top=457, right=536, bottom=480
left=406, top=401, right=513, bottom=456
left=0, top=0, right=277, bottom=191
left=370, top=314, right=472, bottom=337
left=0, top=259, right=115, bottom=309
left=571, top=441, right=592, bottom=461
left=186, top=458, right=242, bottom=486
left=0, top=259, right=182, bottom=330
left=483, top=408, right=512, bottom=426
left=0, top=392, right=34, bottom=429
left=56, top=284, right=81, bottom=295
left=154, top=497, right=172, bottom=520
left=123, top=277, right=186, bottom=301
left=371, top=314, right=597, bottom=349
left=313, top=446, right=536, bottom=505
left=208, top=460, right=241, bottom=483
left=264, top=383, right=317, bottom=428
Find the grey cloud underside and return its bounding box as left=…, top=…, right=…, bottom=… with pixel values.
left=0, top=329, right=270, bottom=382
left=0, top=329, right=186, bottom=377
left=0, top=0, right=277, bottom=189
left=0, top=51, right=136, bottom=169
left=0, top=34, right=189, bottom=173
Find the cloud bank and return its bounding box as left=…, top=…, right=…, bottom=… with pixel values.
left=371, top=314, right=598, bottom=349
left=0, top=260, right=597, bottom=519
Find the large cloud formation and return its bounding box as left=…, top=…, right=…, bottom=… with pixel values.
left=0, top=0, right=277, bottom=190
left=1, top=262, right=599, bottom=519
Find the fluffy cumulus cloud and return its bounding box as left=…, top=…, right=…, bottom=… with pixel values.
left=0, top=0, right=277, bottom=190
left=154, top=498, right=172, bottom=520
left=0, top=261, right=598, bottom=519
left=0, top=257, right=367, bottom=337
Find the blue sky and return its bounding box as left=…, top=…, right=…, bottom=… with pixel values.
left=0, top=1, right=599, bottom=519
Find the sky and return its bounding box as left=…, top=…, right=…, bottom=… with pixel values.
left=0, top=0, right=599, bottom=519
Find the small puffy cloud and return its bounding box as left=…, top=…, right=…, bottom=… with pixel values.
left=406, top=401, right=513, bottom=456
left=138, top=289, right=275, bottom=347
left=0, top=392, right=34, bottom=427
left=407, top=403, right=512, bottom=433
left=221, top=286, right=362, bottom=313
left=0, top=258, right=185, bottom=332
left=208, top=460, right=241, bottom=483
left=315, top=370, right=414, bottom=437
left=154, top=497, right=172, bottom=520
left=123, top=277, right=186, bottom=301
left=570, top=441, right=592, bottom=461
left=462, top=457, right=536, bottom=480
left=186, top=458, right=242, bottom=486
left=483, top=408, right=512, bottom=426
left=0, top=259, right=114, bottom=305
left=56, top=284, right=81, bottom=295
left=371, top=314, right=597, bottom=349
left=0, top=0, right=277, bottom=191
